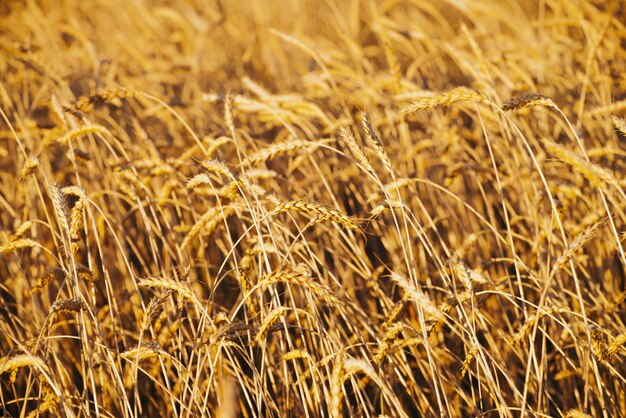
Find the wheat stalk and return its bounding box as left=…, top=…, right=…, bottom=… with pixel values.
left=366, top=178, right=417, bottom=204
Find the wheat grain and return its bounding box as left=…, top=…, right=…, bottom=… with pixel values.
left=224, top=92, right=235, bottom=135
left=380, top=36, right=401, bottom=90
left=114, top=169, right=137, bottom=200
left=217, top=180, right=242, bottom=199
left=439, top=292, right=471, bottom=315
left=69, top=148, right=91, bottom=161
left=238, top=240, right=279, bottom=318
left=157, top=180, right=178, bottom=207
left=330, top=355, right=345, bottom=418
left=239, top=268, right=259, bottom=318
left=203, top=135, right=231, bottom=157
left=240, top=169, right=278, bottom=182
left=49, top=94, right=66, bottom=126
left=449, top=256, right=485, bottom=292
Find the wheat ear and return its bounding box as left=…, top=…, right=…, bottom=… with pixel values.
left=268, top=200, right=361, bottom=232
left=502, top=93, right=554, bottom=111
left=400, top=86, right=486, bottom=114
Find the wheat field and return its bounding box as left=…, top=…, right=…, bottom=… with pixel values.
left=1, top=0, right=626, bottom=417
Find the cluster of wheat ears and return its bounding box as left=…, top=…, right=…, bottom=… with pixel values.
left=1, top=1, right=626, bottom=417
